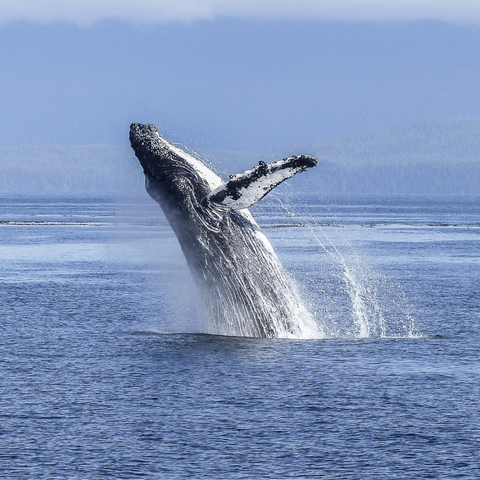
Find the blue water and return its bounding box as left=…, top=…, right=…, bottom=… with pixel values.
left=1, top=194, right=479, bottom=478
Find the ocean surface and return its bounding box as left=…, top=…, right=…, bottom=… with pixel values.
left=1, top=193, right=479, bottom=479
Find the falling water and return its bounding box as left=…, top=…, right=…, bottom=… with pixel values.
left=270, top=194, right=418, bottom=339
left=310, top=228, right=384, bottom=337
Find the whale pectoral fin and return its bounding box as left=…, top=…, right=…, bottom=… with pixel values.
left=204, top=155, right=318, bottom=210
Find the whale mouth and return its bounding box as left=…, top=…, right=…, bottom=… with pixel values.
left=129, top=123, right=183, bottom=181
left=130, top=123, right=223, bottom=193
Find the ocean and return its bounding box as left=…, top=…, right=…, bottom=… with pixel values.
left=1, top=193, right=479, bottom=479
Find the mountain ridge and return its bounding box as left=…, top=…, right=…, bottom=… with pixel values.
left=1, top=117, right=479, bottom=195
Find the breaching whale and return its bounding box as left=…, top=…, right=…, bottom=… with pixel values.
left=129, top=123, right=318, bottom=338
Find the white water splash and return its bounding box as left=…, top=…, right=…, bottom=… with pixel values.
left=270, top=195, right=418, bottom=339
left=310, top=229, right=382, bottom=337
left=312, top=227, right=419, bottom=339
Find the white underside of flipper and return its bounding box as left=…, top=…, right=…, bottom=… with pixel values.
left=205, top=156, right=317, bottom=210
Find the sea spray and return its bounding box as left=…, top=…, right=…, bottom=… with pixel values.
left=310, top=228, right=386, bottom=337
left=267, top=194, right=418, bottom=339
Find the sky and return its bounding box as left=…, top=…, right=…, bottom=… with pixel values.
left=1, top=2, right=480, bottom=150
left=2, top=1, right=480, bottom=25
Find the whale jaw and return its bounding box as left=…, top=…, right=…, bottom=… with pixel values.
left=129, top=123, right=223, bottom=193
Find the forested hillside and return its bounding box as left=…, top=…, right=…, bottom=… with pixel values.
left=1, top=118, right=479, bottom=195
left=216, top=117, right=480, bottom=194
left=0, top=145, right=141, bottom=194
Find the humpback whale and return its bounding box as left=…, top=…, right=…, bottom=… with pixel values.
left=129, top=123, right=318, bottom=338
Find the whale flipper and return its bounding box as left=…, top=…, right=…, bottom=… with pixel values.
left=205, top=155, right=318, bottom=210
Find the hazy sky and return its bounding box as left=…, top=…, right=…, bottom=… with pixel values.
left=1, top=2, right=480, bottom=150
left=2, top=1, right=480, bottom=24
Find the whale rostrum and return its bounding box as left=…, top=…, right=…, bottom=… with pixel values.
left=129, top=123, right=318, bottom=338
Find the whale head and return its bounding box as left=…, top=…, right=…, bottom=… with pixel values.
left=129, top=122, right=318, bottom=234
left=129, top=123, right=224, bottom=224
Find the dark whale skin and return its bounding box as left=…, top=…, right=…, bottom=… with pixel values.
left=129, top=123, right=317, bottom=338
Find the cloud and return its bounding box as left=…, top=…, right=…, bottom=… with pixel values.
left=1, top=0, right=480, bottom=25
